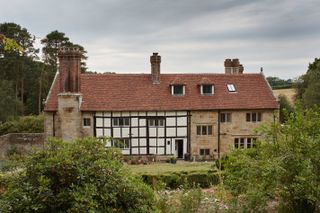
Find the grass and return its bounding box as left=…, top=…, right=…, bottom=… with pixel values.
left=127, top=161, right=214, bottom=175
left=273, top=88, right=296, bottom=105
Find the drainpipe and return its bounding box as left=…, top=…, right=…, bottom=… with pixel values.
left=217, top=110, right=221, bottom=159
left=53, top=112, right=56, bottom=137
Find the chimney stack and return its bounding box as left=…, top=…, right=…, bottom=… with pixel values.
left=224, top=58, right=244, bottom=74
left=150, top=52, right=161, bottom=84
left=58, top=47, right=81, bottom=93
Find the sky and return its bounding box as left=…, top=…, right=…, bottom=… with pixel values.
left=1, top=0, right=320, bottom=79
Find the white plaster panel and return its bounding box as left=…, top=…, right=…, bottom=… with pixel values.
left=96, top=129, right=103, bottom=137
left=177, top=127, right=187, bottom=137
left=113, top=112, right=121, bottom=117
left=131, top=139, right=138, bottom=146
left=95, top=112, right=103, bottom=116
left=131, top=112, right=138, bottom=116
left=177, top=117, right=187, bottom=126
left=140, top=138, right=146, bottom=146
left=139, top=119, right=146, bottom=126
left=157, top=112, right=165, bottom=116
left=140, top=147, right=146, bottom=154
left=104, top=129, right=111, bottom=137
left=166, top=112, right=176, bottom=116
left=139, top=128, right=146, bottom=137
left=122, top=128, right=130, bottom=137
left=131, top=128, right=138, bottom=137
left=150, top=138, right=157, bottom=146
left=158, top=138, right=164, bottom=146
left=158, top=128, right=164, bottom=137
left=113, top=128, right=121, bottom=138
left=147, top=112, right=156, bottom=116
left=132, top=148, right=139, bottom=154
left=149, top=147, right=156, bottom=154
left=158, top=147, right=165, bottom=155
left=177, top=111, right=187, bottom=116
left=139, top=112, right=146, bottom=116
left=122, top=149, right=130, bottom=155
left=121, top=112, right=129, bottom=116
left=149, top=128, right=156, bottom=137
left=131, top=118, right=138, bottom=127
left=167, top=118, right=176, bottom=126
left=96, top=118, right=103, bottom=127
left=103, top=112, right=111, bottom=116
left=103, top=118, right=111, bottom=127
left=167, top=128, right=176, bottom=137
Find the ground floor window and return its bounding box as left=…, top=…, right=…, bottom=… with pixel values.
left=83, top=118, right=91, bottom=127
left=234, top=137, right=256, bottom=149
left=200, top=148, right=210, bottom=155
left=113, top=138, right=130, bottom=149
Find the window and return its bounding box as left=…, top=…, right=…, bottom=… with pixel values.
left=196, top=125, right=213, bottom=135
left=113, top=138, right=130, bottom=149
left=246, top=112, right=262, bottom=122
left=201, top=85, right=213, bottom=95
left=227, top=84, right=236, bottom=92
left=149, top=118, right=164, bottom=127
left=200, top=149, right=210, bottom=156
left=113, top=118, right=130, bottom=126
left=83, top=118, right=91, bottom=127
left=220, top=113, right=231, bottom=123
left=172, top=85, right=185, bottom=96
left=234, top=137, right=257, bottom=149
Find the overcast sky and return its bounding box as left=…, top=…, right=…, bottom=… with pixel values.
left=1, top=0, right=320, bottom=79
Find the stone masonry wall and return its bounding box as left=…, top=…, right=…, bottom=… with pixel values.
left=0, top=133, right=44, bottom=159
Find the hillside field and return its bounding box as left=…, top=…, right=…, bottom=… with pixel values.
left=272, top=88, right=296, bottom=105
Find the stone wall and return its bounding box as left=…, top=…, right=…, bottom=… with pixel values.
left=0, top=133, right=44, bottom=159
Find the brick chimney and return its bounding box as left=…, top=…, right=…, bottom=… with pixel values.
left=224, top=58, right=244, bottom=74
left=58, top=47, right=81, bottom=93
left=150, top=52, right=161, bottom=84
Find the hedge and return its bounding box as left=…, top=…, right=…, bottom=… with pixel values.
left=140, top=170, right=219, bottom=189
left=0, top=115, right=44, bottom=136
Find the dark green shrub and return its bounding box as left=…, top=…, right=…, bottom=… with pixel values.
left=0, top=137, right=156, bottom=212
left=0, top=115, right=44, bottom=135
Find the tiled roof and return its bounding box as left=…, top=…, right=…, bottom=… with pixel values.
left=44, top=73, right=279, bottom=112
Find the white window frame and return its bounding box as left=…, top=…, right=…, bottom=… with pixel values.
left=113, top=118, right=130, bottom=127
left=171, top=85, right=185, bottom=96
left=227, top=84, right=236, bottom=92
left=113, top=138, right=130, bottom=150
left=83, top=118, right=91, bottom=128
left=200, top=85, right=214, bottom=96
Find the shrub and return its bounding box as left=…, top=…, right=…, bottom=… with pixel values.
left=0, top=137, right=156, bottom=212
left=0, top=115, right=44, bottom=135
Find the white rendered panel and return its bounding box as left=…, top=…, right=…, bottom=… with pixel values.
left=113, top=128, right=121, bottom=138
left=139, top=112, right=146, bottom=116
left=177, top=117, right=187, bottom=126
left=158, top=128, right=164, bottom=137
left=139, top=128, right=146, bottom=137
left=177, top=111, right=187, bottom=116
left=131, top=118, right=138, bottom=127
left=104, top=118, right=111, bottom=127
left=131, top=128, right=138, bottom=137
left=96, top=129, right=103, bottom=137
left=167, top=118, right=176, bottom=126
left=149, top=128, right=156, bottom=137
left=104, top=112, right=111, bottom=116
left=139, top=119, right=146, bottom=126
left=122, top=128, right=130, bottom=137
left=104, top=129, right=111, bottom=137
left=121, top=112, right=129, bottom=116
left=113, top=112, right=121, bottom=117
left=166, top=139, right=171, bottom=155
left=96, top=112, right=103, bottom=116
left=177, top=127, right=187, bottom=137
left=166, top=112, right=176, bottom=116
left=150, top=138, right=156, bottom=146
left=149, top=147, right=156, bottom=154
left=131, top=112, right=138, bottom=116
left=147, top=112, right=156, bottom=116
left=157, top=112, right=165, bottom=116
left=132, top=148, right=139, bottom=154
left=140, top=138, right=146, bottom=146
left=96, top=118, right=103, bottom=127
left=131, top=139, right=138, bottom=147
left=122, top=149, right=130, bottom=155
left=158, top=138, right=164, bottom=146
left=158, top=147, right=165, bottom=155
left=140, top=147, right=146, bottom=154
left=167, top=128, right=176, bottom=137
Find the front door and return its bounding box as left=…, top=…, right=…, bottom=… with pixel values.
left=176, top=139, right=184, bottom=158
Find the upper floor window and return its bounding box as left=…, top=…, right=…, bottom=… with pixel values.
left=171, top=85, right=185, bottom=96
left=234, top=137, right=256, bottom=149
left=83, top=118, right=91, bottom=127
left=220, top=113, right=231, bottom=123
left=113, top=118, right=130, bottom=127
left=201, top=85, right=214, bottom=96
left=227, top=84, right=236, bottom=92
left=197, top=125, right=213, bottom=135
left=149, top=118, right=165, bottom=127
left=246, top=112, right=262, bottom=122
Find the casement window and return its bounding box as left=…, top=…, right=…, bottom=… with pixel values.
left=113, top=138, right=130, bottom=149
left=83, top=118, right=91, bottom=127
left=149, top=118, right=165, bottom=127
left=196, top=125, right=213, bottom=135
left=227, top=84, right=236, bottom=92
left=200, top=149, right=210, bottom=156
left=201, top=85, right=214, bottom=96
left=234, top=137, right=257, bottom=149
left=171, top=85, right=185, bottom=96
left=220, top=113, right=231, bottom=123
left=113, top=118, right=130, bottom=127
left=246, top=112, right=262, bottom=122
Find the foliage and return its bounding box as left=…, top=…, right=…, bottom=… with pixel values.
left=295, top=58, right=320, bottom=107
left=0, top=137, right=156, bottom=212
left=0, top=115, right=44, bottom=135
left=278, top=94, right=294, bottom=123
left=0, top=34, right=23, bottom=53
left=223, top=105, right=320, bottom=212
left=0, top=80, right=22, bottom=122
left=266, top=76, right=293, bottom=89
left=141, top=170, right=219, bottom=189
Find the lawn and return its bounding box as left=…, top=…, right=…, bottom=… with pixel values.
left=127, top=161, right=214, bottom=175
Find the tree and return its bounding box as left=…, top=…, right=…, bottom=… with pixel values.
left=0, top=34, right=23, bottom=53
left=0, top=138, right=156, bottom=212
left=0, top=80, right=22, bottom=122
left=223, top=105, right=320, bottom=212
left=278, top=94, right=294, bottom=123
left=295, top=58, right=320, bottom=107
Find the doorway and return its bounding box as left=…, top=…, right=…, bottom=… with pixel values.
left=176, top=139, right=184, bottom=159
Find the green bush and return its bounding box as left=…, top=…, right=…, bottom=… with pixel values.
left=141, top=170, right=219, bottom=189
left=0, top=137, right=156, bottom=212
left=0, top=115, right=44, bottom=135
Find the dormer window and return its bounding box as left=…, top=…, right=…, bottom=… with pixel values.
left=227, top=84, right=236, bottom=92
left=201, top=85, right=213, bottom=96
left=172, top=85, right=185, bottom=96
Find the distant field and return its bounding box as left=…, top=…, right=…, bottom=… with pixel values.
left=127, top=162, right=213, bottom=175
left=273, top=88, right=296, bottom=105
